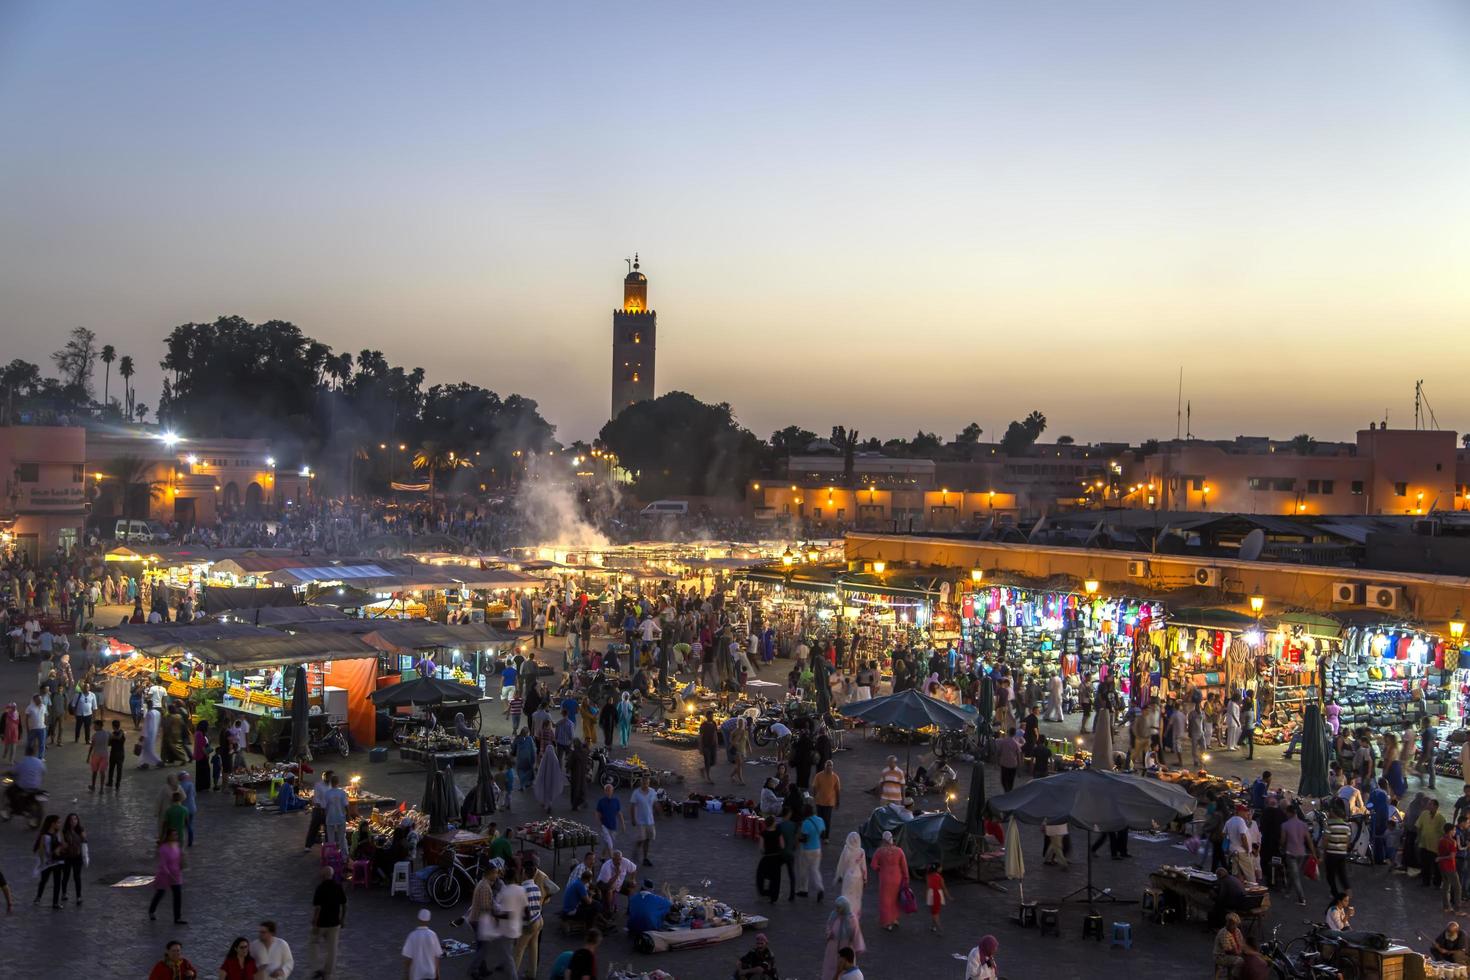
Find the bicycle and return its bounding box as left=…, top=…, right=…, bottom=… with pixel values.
left=310, top=722, right=350, bottom=759
left=426, top=846, right=487, bottom=908
left=1281, top=922, right=1358, bottom=979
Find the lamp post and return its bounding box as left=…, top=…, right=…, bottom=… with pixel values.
left=1450, top=611, right=1465, bottom=644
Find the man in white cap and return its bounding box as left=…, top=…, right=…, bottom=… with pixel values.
left=402, top=908, right=442, bottom=980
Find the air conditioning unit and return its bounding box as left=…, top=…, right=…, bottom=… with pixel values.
left=1331, top=582, right=1363, bottom=605
left=1366, top=585, right=1402, bottom=611
left=1126, top=559, right=1149, bottom=578
left=1194, top=567, right=1220, bottom=587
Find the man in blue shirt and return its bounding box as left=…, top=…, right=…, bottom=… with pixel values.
left=796, top=804, right=825, bottom=900
left=595, top=782, right=624, bottom=857
left=625, top=880, right=671, bottom=937
left=499, top=662, right=517, bottom=702
left=1368, top=777, right=1392, bottom=865
left=561, top=868, right=598, bottom=924
left=1249, top=771, right=1271, bottom=815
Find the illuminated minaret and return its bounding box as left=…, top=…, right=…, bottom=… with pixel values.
left=611, top=254, right=656, bottom=418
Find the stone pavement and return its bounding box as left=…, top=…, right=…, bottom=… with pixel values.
left=0, top=646, right=1456, bottom=979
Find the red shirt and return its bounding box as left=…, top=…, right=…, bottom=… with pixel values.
left=1439, top=834, right=1459, bottom=873
left=219, top=957, right=257, bottom=980
left=147, top=959, right=198, bottom=980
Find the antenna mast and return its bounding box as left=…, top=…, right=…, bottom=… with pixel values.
left=1176, top=367, right=1183, bottom=440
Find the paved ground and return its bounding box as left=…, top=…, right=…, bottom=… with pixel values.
left=0, top=638, right=1457, bottom=979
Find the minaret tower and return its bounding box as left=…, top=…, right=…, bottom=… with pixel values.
left=611, top=254, right=656, bottom=418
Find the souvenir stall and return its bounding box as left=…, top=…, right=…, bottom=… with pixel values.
left=1253, top=615, right=1339, bottom=744
left=1159, top=609, right=1257, bottom=708
left=963, top=585, right=1166, bottom=702
left=1331, top=623, right=1453, bottom=749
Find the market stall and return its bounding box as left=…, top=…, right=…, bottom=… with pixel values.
left=640, top=892, right=769, bottom=953
left=1331, top=622, right=1453, bottom=744
left=516, top=817, right=599, bottom=875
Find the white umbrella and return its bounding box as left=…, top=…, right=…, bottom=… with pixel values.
left=1004, top=815, right=1026, bottom=904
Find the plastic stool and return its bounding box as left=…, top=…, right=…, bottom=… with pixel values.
left=1038, top=907, right=1060, bottom=936
left=350, top=859, right=372, bottom=889
left=1082, top=912, right=1104, bottom=941
left=320, top=843, right=342, bottom=866
left=390, top=861, right=411, bottom=897
left=1110, top=922, right=1132, bottom=949
left=1017, top=901, right=1037, bottom=928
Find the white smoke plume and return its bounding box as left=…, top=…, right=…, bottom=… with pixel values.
left=514, top=464, right=611, bottom=550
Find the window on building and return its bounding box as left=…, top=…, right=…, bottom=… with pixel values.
left=71, top=465, right=83, bottom=483
left=1248, top=477, right=1266, bottom=491
left=15, top=463, right=38, bottom=482
left=1320, top=480, right=1334, bottom=494
left=1306, top=479, right=1319, bottom=494
left=1351, top=481, right=1365, bottom=495
left=1190, top=477, right=1205, bottom=491
left=1272, top=477, right=1296, bottom=492
left=812, top=508, right=822, bottom=520
left=1394, top=482, right=1407, bottom=496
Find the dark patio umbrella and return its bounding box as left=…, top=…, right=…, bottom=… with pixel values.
left=838, top=688, right=976, bottom=730
left=470, top=737, right=496, bottom=814
left=1297, top=702, right=1331, bottom=799
left=370, top=676, right=482, bottom=708
left=289, top=664, right=311, bottom=761
left=965, top=675, right=995, bottom=836
left=810, top=651, right=831, bottom=715
left=991, top=769, right=1196, bottom=904
left=421, top=765, right=456, bottom=833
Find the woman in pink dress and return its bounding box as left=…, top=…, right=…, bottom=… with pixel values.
left=822, top=895, right=865, bottom=979
left=148, top=828, right=186, bottom=924
left=870, top=831, right=910, bottom=931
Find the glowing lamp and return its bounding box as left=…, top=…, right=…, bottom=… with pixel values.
left=872, top=559, right=886, bottom=575
left=970, top=568, right=984, bottom=583
left=1249, top=594, right=1265, bottom=615
left=1083, top=579, right=1099, bottom=595
left=806, top=547, right=820, bottom=562
left=1450, top=612, right=1465, bottom=640
left=781, top=548, right=795, bottom=566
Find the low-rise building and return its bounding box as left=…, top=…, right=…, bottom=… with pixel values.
left=0, top=424, right=88, bottom=561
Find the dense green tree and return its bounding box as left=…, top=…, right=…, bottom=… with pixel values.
left=1000, top=410, right=1047, bottom=456
left=599, top=391, right=763, bottom=498
left=51, top=326, right=98, bottom=404
left=769, top=425, right=817, bottom=457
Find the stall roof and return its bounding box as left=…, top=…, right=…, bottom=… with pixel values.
left=199, top=585, right=301, bottom=613
left=215, top=556, right=378, bottom=576
left=361, top=622, right=521, bottom=652
left=100, top=622, right=380, bottom=667
left=215, top=605, right=349, bottom=627
left=265, top=563, right=399, bottom=587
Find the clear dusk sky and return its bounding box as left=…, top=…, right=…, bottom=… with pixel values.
left=2, top=2, right=1469, bottom=445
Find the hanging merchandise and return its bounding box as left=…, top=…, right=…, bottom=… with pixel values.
left=1331, top=625, right=1452, bottom=742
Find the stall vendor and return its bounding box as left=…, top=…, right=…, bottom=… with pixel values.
left=277, top=774, right=308, bottom=813
left=625, top=879, right=672, bottom=937
left=413, top=652, right=437, bottom=678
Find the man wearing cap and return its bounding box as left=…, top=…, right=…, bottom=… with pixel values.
left=626, top=879, right=672, bottom=939
left=401, top=908, right=442, bottom=980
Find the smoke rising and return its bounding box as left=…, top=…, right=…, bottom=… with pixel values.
left=514, top=461, right=611, bottom=549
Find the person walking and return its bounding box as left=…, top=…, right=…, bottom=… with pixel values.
left=219, top=937, right=257, bottom=980
left=833, top=831, right=868, bottom=917
left=870, top=830, right=910, bottom=931
left=249, top=921, right=294, bottom=979
left=86, top=718, right=108, bottom=792
left=514, top=859, right=547, bottom=979
left=629, top=775, right=658, bottom=868
left=797, top=804, right=826, bottom=900
left=58, top=812, right=87, bottom=905
left=879, top=756, right=905, bottom=804
left=309, top=864, right=346, bottom=979
left=756, top=816, right=786, bottom=904
left=24, top=693, right=47, bottom=759
left=32, top=814, right=65, bottom=909
left=106, top=719, right=127, bottom=789
left=402, top=908, right=442, bottom=980
left=147, top=940, right=199, bottom=980
left=697, top=711, right=718, bottom=783
left=1, top=701, right=19, bottom=763
left=730, top=717, right=751, bottom=786
left=812, top=760, right=841, bottom=843
left=322, top=774, right=349, bottom=855
left=147, top=828, right=187, bottom=925
left=72, top=681, right=97, bottom=744
left=821, top=896, right=865, bottom=980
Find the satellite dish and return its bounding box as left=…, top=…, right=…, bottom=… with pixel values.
left=1027, top=513, right=1049, bottom=543
left=1238, top=529, right=1266, bottom=563
left=1083, top=518, right=1104, bottom=548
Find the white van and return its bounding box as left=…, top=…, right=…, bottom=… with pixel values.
left=640, top=500, right=688, bottom=516
left=114, top=519, right=154, bottom=543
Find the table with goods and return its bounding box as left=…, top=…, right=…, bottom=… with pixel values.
left=638, top=890, right=770, bottom=953
left=1148, top=865, right=1269, bottom=933
left=397, top=731, right=480, bottom=767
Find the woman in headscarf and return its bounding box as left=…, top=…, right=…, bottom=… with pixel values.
left=1, top=701, right=19, bottom=763
left=599, top=695, right=617, bottom=748
left=923, top=672, right=941, bottom=697
left=532, top=733, right=567, bottom=815
left=758, top=778, right=783, bottom=818
left=964, top=935, right=999, bottom=979
left=822, top=895, right=866, bottom=980
left=1043, top=673, right=1064, bottom=722
left=513, top=726, right=537, bottom=796
left=616, top=692, right=634, bottom=747
left=453, top=712, right=476, bottom=741
left=833, top=831, right=869, bottom=917
left=870, top=830, right=910, bottom=931
left=790, top=728, right=814, bottom=791
left=138, top=704, right=163, bottom=769
left=580, top=696, right=599, bottom=745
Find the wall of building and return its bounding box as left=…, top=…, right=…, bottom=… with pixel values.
left=0, top=425, right=87, bottom=560
left=86, top=430, right=277, bottom=526
left=844, top=531, right=1470, bottom=627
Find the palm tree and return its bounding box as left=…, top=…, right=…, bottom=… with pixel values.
left=118, top=355, right=135, bottom=420
left=101, top=454, right=164, bottom=519
left=100, top=345, right=116, bottom=408
left=412, top=442, right=471, bottom=506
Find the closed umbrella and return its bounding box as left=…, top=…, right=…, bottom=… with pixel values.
left=965, top=676, right=995, bottom=836
left=471, top=737, right=496, bottom=814
left=421, top=766, right=456, bottom=833
left=1004, top=815, right=1026, bottom=904
left=289, top=665, right=311, bottom=761
left=1091, top=706, right=1114, bottom=771
left=991, top=769, right=1196, bottom=904
left=1297, top=702, right=1331, bottom=799
left=810, top=652, right=831, bottom=716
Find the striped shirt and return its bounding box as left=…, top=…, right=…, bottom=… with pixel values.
left=522, top=880, right=543, bottom=923
left=1323, top=819, right=1352, bottom=855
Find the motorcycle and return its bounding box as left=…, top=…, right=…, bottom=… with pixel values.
left=0, top=776, right=48, bottom=829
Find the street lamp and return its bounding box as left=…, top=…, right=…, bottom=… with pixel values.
left=1450, top=611, right=1465, bottom=642
left=1084, top=578, right=1100, bottom=595
left=781, top=547, right=795, bottom=567
left=871, top=554, right=886, bottom=575
left=970, top=568, right=984, bottom=583
left=1249, top=590, right=1265, bottom=615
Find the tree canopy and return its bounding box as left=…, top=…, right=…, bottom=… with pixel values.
left=599, top=391, right=764, bottom=498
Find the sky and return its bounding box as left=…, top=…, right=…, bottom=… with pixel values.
left=2, top=1, right=1469, bottom=447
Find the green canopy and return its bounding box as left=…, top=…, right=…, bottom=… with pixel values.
left=858, top=807, right=972, bottom=872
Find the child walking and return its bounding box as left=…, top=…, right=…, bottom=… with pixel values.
left=926, top=864, right=950, bottom=934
